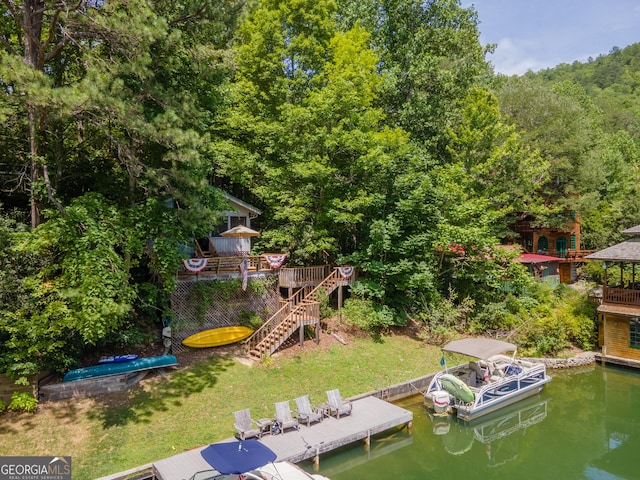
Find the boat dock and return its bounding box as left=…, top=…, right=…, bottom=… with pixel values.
left=152, top=396, right=413, bottom=480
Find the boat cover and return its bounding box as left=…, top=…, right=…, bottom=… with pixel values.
left=200, top=440, right=277, bottom=474
left=63, top=355, right=178, bottom=382
left=443, top=338, right=517, bottom=360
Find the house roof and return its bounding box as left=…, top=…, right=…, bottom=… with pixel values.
left=585, top=238, right=640, bottom=262
left=221, top=192, right=262, bottom=216
left=515, top=253, right=564, bottom=264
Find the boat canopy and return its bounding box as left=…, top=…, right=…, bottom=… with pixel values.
left=443, top=338, right=517, bottom=360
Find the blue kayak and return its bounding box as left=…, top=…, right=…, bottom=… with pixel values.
left=63, top=355, right=178, bottom=382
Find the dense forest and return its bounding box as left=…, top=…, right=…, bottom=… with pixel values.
left=1, top=0, right=639, bottom=382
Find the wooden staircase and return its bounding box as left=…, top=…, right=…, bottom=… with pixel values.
left=246, top=268, right=353, bottom=360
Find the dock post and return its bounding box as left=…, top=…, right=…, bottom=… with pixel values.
left=313, top=447, right=320, bottom=469
left=364, top=430, right=371, bottom=452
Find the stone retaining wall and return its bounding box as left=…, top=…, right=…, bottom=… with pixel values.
left=523, top=352, right=596, bottom=369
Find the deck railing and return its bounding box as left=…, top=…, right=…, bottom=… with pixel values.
left=529, top=249, right=595, bottom=261
left=278, top=265, right=331, bottom=288
left=177, top=255, right=271, bottom=279
left=602, top=286, right=640, bottom=306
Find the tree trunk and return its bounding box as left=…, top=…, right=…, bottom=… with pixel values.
left=23, top=0, right=45, bottom=228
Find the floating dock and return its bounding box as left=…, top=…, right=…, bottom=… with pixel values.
left=152, top=396, right=413, bottom=480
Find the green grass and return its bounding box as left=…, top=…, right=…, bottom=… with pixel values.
left=0, top=335, right=442, bottom=480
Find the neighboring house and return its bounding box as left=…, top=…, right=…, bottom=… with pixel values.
left=586, top=225, right=640, bottom=367
left=509, top=213, right=593, bottom=284
left=515, top=253, right=565, bottom=288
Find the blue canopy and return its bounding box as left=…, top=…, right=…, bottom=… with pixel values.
left=200, top=440, right=277, bottom=475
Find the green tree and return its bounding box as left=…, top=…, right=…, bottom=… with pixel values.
left=337, top=0, right=492, bottom=152
left=0, top=0, right=244, bottom=376
left=217, top=0, right=407, bottom=262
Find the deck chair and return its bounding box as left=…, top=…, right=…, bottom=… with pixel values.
left=326, top=389, right=352, bottom=419
left=294, top=395, right=323, bottom=427
left=233, top=408, right=263, bottom=440
left=275, top=401, right=299, bottom=433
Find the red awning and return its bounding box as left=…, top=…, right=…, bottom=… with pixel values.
left=516, top=253, right=565, bottom=264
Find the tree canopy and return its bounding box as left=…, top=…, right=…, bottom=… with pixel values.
left=1, top=1, right=638, bottom=376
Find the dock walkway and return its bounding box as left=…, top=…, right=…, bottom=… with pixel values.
left=152, top=396, right=412, bottom=480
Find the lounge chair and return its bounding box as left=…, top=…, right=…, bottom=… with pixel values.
left=326, top=389, right=352, bottom=419
left=233, top=408, right=270, bottom=439
left=294, top=395, right=324, bottom=427
left=275, top=401, right=299, bottom=433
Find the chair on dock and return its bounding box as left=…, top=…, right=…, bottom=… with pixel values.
left=233, top=408, right=269, bottom=439
left=294, top=394, right=324, bottom=427
left=326, top=389, right=352, bottom=419
left=275, top=401, right=299, bottom=433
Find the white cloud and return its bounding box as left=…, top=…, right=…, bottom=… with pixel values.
left=474, top=0, right=640, bottom=75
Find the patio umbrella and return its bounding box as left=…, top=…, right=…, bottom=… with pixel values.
left=200, top=440, right=277, bottom=475
left=220, top=225, right=261, bottom=237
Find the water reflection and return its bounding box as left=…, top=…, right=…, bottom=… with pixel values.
left=429, top=396, right=548, bottom=467
left=309, top=365, right=640, bottom=480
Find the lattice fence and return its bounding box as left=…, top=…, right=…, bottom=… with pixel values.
left=169, top=274, right=280, bottom=354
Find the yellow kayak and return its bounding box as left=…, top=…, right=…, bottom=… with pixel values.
left=182, top=326, right=254, bottom=348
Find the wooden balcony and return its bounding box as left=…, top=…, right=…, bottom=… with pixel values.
left=602, top=286, right=640, bottom=307
left=177, top=255, right=273, bottom=281
left=528, top=249, right=595, bottom=262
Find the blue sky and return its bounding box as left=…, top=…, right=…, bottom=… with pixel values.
left=467, top=1, right=640, bottom=75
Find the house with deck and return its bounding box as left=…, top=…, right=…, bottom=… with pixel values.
left=586, top=225, right=640, bottom=368
left=510, top=213, right=594, bottom=284
left=173, top=193, right=355, bottom=360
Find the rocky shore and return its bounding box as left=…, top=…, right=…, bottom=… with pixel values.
left=524, top=351, right=596, bottom=369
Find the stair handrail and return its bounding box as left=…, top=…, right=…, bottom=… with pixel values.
left=246, top=267, right=354, bottom=355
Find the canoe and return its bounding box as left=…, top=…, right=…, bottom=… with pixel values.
left=182, top=326, right=254, bottom=349
left=63, top=355, right=178, bottom=382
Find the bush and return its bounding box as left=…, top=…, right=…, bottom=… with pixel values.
left=411, top=293, right=475, bottom=345
left=237, top=310, right=263, bottom=330
left=8, top=392, right=38, bottom=413
left=340, top=297, right=398, bottom=333
left=0, top=400, right=6, bottom=415
left=516, top=315, right=570, bottom=356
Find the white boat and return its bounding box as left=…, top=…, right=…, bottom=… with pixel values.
left=190, top=461, right=329, bottom=480
left=190, top=440, right=330, bottom=480
left=423, top=338, right=552, bottom=422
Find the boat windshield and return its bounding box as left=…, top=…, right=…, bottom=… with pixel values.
left=442, top=338, right=517, bottom=360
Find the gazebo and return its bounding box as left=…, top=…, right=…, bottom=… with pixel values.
left=586, top=225, right=640, bottom=367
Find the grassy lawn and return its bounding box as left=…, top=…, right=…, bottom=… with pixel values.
left=0, top=334, right=442, bottom=480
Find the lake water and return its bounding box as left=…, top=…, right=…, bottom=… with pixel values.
left=307, top=364, right=640, bottom=480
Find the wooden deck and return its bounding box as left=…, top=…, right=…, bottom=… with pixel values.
left=152, top=396, right=412, bottom=480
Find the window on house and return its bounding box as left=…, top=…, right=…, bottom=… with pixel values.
left=570, top=234, right=576, bottom=250
left=631, top=318, right=640, bottom=348
left=538, top=236, right=548, bottom=252
left=230, top=216, right=247, bottom=228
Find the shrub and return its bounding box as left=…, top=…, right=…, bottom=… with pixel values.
left=340, top=297, right=397, bottom=333
left=0, top=400, right=6, bottom=415
left=8, top=392, right=38, bottom=413
left=413, top=293, right=475, bottom=345
left=237, top=310, right=263, bottom=330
